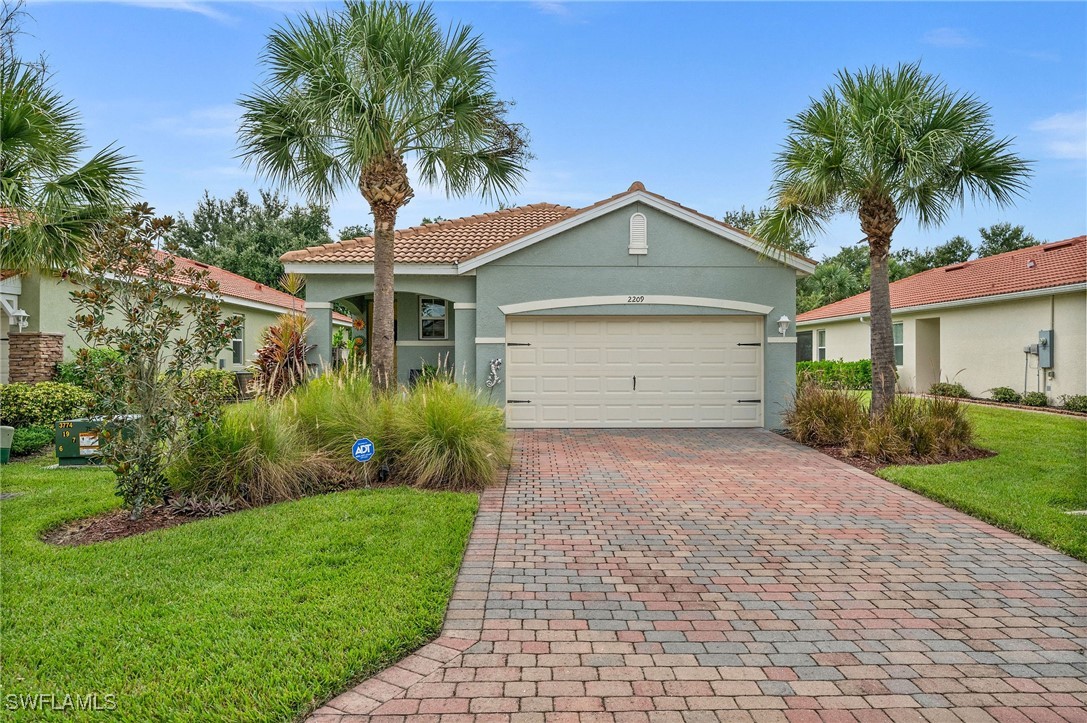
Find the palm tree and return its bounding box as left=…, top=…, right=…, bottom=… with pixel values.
left=1, top=4, right=139, bottom=272
left=237, top=1, right=529, bottom=390
left=757, top=63, right=1030, bottom=415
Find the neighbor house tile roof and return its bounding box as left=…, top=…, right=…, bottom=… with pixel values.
left=153, top=251, right=352, bottom=323
left=280, top=182, right=817, bottom=267
left=797, top=235, right=1087, bottom=323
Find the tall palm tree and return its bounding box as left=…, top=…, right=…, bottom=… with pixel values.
left=1, top=5, right=139, bottom=272
left=238, top=1, right=529, bottom=390
left=757, top=63, right=1030, bottom=415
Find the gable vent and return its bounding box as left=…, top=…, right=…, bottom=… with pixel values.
left=628, top=212, right=648, bottom=255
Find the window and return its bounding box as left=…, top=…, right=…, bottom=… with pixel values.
left=816, top=329, right=827, bottom=361
left=893, top=322, right=904, bottom=366
left=419, top=298, right=447, bottom=340
left=231, top=317, right=244, bottom=365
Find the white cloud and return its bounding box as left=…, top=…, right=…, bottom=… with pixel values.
left=920, top=27, right=980, bottom=49
left=1030, top=110, right=1087, bottom=161
left=150, top=105, right=239, bottom=139
left=532, top=1, right=572, bottom=17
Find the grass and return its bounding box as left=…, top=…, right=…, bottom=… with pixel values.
left=877, top=404, right=1087, bottom=561
left=0, top=457, right=478, bottom=722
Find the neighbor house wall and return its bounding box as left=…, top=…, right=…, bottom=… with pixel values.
left=473, top=202, right=800, bottom=428
left=798, top=288, right=1087, bottom=399
left=7, top=270, right=297, bottom=379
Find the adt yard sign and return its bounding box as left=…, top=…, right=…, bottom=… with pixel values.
left=352, top=438, right=375, bottom=462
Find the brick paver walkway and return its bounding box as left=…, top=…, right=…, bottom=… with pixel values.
left=309, top=429, right=1087, bottom=723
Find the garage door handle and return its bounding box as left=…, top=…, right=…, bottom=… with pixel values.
left=507, top=342, right=531, bottom=347
left=737, top=342, right=762, bottom=347
left=633, top=375, right=636, bottom=391
left=738, top=399, right=762, bottom=404
left=508, top=399, right=531, bottom=404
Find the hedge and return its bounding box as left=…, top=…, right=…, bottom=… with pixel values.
left=796, top=359, right=872, bottom=390
left=0, top=382, right=97, bottom=428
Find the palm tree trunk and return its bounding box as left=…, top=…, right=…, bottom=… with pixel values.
left=371, top=211, right=396, bottom=392
left=860, top=197, right=900, bottom=417
left=360, top=153, right=414, bottom=393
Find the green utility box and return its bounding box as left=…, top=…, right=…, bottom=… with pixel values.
left=55, top=418, right=105, bottom=467
left=54, top=416, right=137, bottom=467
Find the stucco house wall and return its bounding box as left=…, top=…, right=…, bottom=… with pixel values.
left=2, top=268, right=342, bottom=383
left=799, top=289, right=1087, bottom=399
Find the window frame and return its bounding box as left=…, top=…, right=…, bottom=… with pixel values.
left=418, top=297, right=448, bottom=341
left=231, top=316, right=245, bottom=366
left=893, top=322, right=904, bottom=367
left=816, top=329, right=827, bottom=361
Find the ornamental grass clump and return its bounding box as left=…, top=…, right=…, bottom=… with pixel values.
left=787, top=380, right=974, bottom=463
left=388, top=380, right=509, bottom=490
left=168, top=401, right=341, bottom=506
left=785, top=380, right=867, bottom=446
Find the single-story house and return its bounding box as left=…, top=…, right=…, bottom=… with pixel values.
left=796, top=236, right=1086, bottom=400
left=282, top=182, right=815, bottom=429
left=0, top=253, right=352, bottom=384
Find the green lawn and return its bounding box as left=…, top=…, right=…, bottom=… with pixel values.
left=0, top=458, right=478, bottom=722
left=878, top=404, right=1087, bottom=561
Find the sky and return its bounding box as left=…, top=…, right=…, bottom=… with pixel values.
left=17, top=0, right=1087, bottom=259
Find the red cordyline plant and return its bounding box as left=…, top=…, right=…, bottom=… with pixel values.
left=70, top=204, right=241, bottom=519
left=251, top=312, right=313, bottom=398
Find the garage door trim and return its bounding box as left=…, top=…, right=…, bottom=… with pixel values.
left=499, top=295, right=774, bottom=316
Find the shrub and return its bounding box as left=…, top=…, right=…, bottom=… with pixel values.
left=0, top=382, right=96, bottom=428
left=388, top=380, right=509, bottom=490
left=168, top=401, right=342, bottom=506
left=190, top=369, right=238, bottom=406
left=928, top=381, right=970, bottom=398
left=10, top=425, right=54, bottom=456
left=787, top=384, right=973, bottom=462
left=784, top=380, right=867, bottom=446
left=796, top=359, right=872, bottom=389
left=989, top=386, right=1021, bottom=404
left=1021, top=391, right=1049, bottom=407
left=1059, top=395, right=1087, bottom=413
left=286, top=367, right=391, bottom=481
left=55, top=348, right=123, bottom=391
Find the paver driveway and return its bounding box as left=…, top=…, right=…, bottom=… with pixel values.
left=310, top=429, right=1087, bottom=723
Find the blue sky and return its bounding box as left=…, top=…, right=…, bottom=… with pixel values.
left=20, top=1, right=1087, bottom=259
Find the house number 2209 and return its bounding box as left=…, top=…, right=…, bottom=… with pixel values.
left=627, top=296, right=645, bottom=303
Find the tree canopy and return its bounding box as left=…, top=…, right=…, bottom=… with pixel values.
left=169, top=189, right=333, bottom=291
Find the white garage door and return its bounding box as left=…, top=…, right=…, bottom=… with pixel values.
left=505, top=315, right=763, bottom=428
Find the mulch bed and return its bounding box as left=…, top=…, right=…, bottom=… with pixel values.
left=42, top=506, right=195, bottom=546
left=812, top=443, right=996, bottom=475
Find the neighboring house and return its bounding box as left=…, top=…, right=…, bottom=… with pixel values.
left=283, top=182, right=815, bottom=429
left=0, top=253, right=351, bottom=384
left=796, top=236, right=1086, bottom=399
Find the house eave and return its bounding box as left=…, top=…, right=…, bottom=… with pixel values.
left=796, top=282, right=1087, bottom=326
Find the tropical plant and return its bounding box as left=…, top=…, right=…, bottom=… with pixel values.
left=0, top=4, right=139, bottom=272
left=757, top=63, right=1031, bottom=415
left=238, top=0, right=530, bottom=390
left=251, top=312, right=313, bottom=398
left=69, top=205, right=241, bottom=518
left=929, top=381, right=970, bottom=398
left=1021, top=391, right=1049, bottom=407
left=1059, top=395, right=1087, bottom=414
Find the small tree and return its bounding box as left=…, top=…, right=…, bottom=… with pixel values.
left=70, top=204, right=241, bottom=518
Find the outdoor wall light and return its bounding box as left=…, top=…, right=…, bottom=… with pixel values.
left=777, top=315, right=790, bottom=336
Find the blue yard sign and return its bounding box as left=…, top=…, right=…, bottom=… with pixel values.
left=352, top=438, right=375, bottom=462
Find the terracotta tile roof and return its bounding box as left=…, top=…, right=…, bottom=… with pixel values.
left=154, top=251, right=352, bottom=323
left=281, top=203, right=578, bottom=264
left=797, top=236, right=1087, bottom=323
left=280, top=182, right=816, bottom=267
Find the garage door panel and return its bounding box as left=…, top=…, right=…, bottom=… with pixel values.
left=506, top=316, right=763, bottom=428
